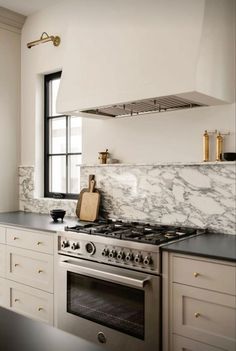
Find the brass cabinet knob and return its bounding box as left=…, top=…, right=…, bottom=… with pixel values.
left=38, top=269, right=43, bottom=274
left=194, top=312, right=200, bottom=318
left=37, top=241, right=42, bottom=246
left=13, top=237, right=18, bottom=240
left=14, top=298, right=19, bottom=302
left=38, top=307, right=43, bottom=312
left=14, top=263, right=19, bottom=267
left=193, top=272, right=200, bottom=277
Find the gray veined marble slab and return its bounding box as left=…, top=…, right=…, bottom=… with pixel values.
left=80, top=163, right=236, bottom=234
left=18, top=163, right=236, bottom=234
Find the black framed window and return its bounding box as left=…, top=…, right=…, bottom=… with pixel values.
left=44, top=72, right=82, bottom=199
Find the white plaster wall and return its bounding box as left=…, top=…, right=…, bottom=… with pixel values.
left=21, top=1, right=236, bottom=168
left=0, top=25, right=20, bottom=211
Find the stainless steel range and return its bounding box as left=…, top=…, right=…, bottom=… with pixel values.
left=55, top=220, right=205, bottom=351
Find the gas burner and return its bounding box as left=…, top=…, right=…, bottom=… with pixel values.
left=164, top=231, right=178, bottom=238
left=65, top=221, right=206, bottom=245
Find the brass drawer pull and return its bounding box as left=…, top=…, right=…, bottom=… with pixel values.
left=194, top=312, right=200, bottom=318
left=193, top=272, right=200, bottom=277
left=38, top=307, right=43, bottom=312
left=37, top=241, right=43, bottom=246
left=14, top=298, right=20, bottom=302
left=14, top=263, right=19, bottom=267
left=38, top=269, right=43, bottom=274
left=13, top=237, right=19, bottom=240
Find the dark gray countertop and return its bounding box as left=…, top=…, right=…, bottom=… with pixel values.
left=0, top=307, right=104, bottom=351
left=0, top=211, right=88, bottom=233
left=161, top=232, right=236, bottom=262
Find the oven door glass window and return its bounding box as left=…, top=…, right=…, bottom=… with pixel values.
left=67, top=272, right=145, bottom=340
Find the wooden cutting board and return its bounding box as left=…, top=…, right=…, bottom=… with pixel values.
left=78, top=179, right=100, bottom=221
left=76, top=175, right=98, bottom=217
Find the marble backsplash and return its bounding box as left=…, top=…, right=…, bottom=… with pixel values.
left=19, top=166, right=77, bottom=216
left=19, top=163, right=236, bottom=234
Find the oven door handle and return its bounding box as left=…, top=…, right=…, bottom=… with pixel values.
left=59, top=260, right=150, bottom=289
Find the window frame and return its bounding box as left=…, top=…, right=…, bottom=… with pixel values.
left=44, top=71, right=81, bottom=199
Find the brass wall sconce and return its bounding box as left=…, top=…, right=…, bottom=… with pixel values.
left=27, top=32, right=61, bottom=49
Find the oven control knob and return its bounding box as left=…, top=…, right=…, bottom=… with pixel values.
left=61, top=240, right=69, bottom=249
left=117, top=251, right=125, bottom=260
left=85, top=242, right=96, bottom=255
left=71, top=242, right=80, bottom=250
left=109, top=249, right=117, bottom=258
left=143, top=255, right=152, bottom=266
left=134, top=254, right=143, bottom=264
left=125, top=252, right=134, bottom=262
left=101, top=248, right=109, bottom=257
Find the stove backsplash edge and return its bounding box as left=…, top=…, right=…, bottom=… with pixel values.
left=18, top=164, right=236, bottom=234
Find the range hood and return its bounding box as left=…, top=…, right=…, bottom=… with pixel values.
left=57, top=0, right=235, bottom=119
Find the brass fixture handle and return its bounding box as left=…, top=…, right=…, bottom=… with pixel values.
left=14, top=263, right=19, bottom=267
left=38, top=307, right=43, bottom=312
left=13, top=237, right=18, bottom=240
left=38, top=269, right=43, bottom=274
left=194, top=312, right=200, bottom=318
left=14, top=298, right=19, bottom=302
left=37, top=241, right=42, bottom=246
left=193, top=272, right=200, bottom=278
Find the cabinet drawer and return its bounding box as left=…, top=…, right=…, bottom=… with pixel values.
left=0, top=277, right=7, bottom=307
left=173, top=284, right=236, bottom=351
left=0, top=227, right=6, bottom=244
left=6, top=246, right=53, bottom=293
left=0, top=244, right=6, bottom=278
left=172, top=255, right=236, bottom=295
left=173, top=334, right=225, bottom=351
left=8, top=280, right=53, bottom=324
left=6, top=228, right=54, bottom=254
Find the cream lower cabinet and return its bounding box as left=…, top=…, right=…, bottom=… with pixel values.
left=0, top=225, right=54, bottom=325
left=0, top=277, right=7, bottom=307
left=162, top=252, right=236, bottom=351
left=0, top=244, right=6, bottom=277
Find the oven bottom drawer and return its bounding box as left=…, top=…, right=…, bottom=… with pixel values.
left=57, top=312, right=159, bottom=351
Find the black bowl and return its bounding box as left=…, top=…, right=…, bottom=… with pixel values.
left=223, top=152, right=236, bottom=161
left=50, top=209, right=66, bottom=222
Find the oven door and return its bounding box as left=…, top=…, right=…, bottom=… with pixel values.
left=55, top=255, right=160, bottom=351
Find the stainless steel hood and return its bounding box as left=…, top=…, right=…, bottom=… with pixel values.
left=57, top=0, right=235, bottom=119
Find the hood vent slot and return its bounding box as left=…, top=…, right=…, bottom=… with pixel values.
left=81, top=95, right=206, bottom=118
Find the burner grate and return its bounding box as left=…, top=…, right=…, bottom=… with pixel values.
left=65, top=221, right=206, bottom=245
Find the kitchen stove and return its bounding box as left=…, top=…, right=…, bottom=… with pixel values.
left=58, top=220, right=206, bottom=274
left=56, top=220, right=206, bottom=351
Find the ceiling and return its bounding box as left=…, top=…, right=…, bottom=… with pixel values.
left=0, top=0, right=64, bottom=15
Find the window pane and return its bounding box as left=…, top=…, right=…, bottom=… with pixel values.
left=49, top=117, right=66, bottom=153
left=49, top=78, right=60, bottom=116
left=68, top=116, right=82, bottom=153
left=49, top=156, right=66, bottom=193
left=68, top=155, right=81, bottom=194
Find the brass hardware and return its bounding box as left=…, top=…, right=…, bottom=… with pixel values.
left=38, top=269, right=43, bottom=274
left=14, top=263, right=19, bottom=267
left=13, top=237, right=18, bottom=240
left=203, top=130, right=209, bottom=162
left=216, top=132, right=223, bottom=161
left=193, top=272, right=199, bottom=277
left=14, top=298, right=19, bottom=302
left=38, top=307, right=43, bottom=312
left=27, top=32, right=61, bottom=49
left=194, top=312, right=200, bottom=318
left=37, top=241, right=42, bottom=246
